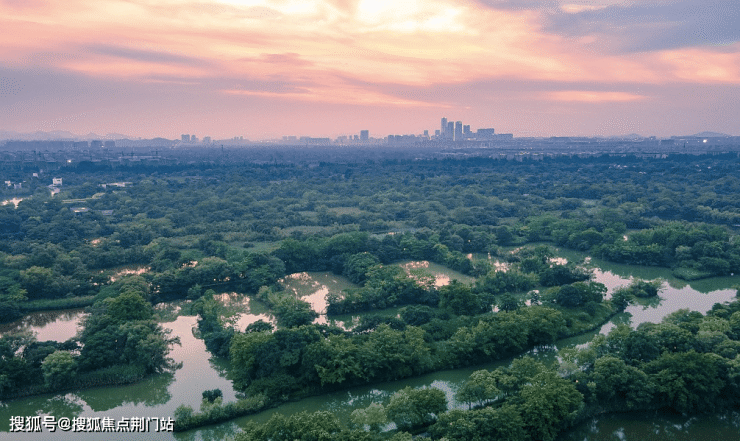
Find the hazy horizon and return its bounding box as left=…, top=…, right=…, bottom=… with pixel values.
left=1, top=1, right=738, bottom=139
left=1, top=127, right=738, bottom=143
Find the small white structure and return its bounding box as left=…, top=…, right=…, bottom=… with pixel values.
left=52, top=177, right=62, bottom=186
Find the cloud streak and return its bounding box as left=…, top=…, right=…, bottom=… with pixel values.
left=0, top=0, right=738, bottom=138
left=542, top=0, right=740, bottom=53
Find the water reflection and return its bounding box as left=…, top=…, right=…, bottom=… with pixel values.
left=228, top=253, right=740, bottom=438
left=280, top=272, right=358, bottom=315
left=0, top=314, right=239, bottom=440
left=174, top=422, right=241, bottom=441
left=3, top=252, right=740, bottom=440
left=561, top=411, right=740, bottom=440
left=279, top=272, right=360, bottom=326
left=77, top=373, right=174, bottom=411
left=398, top=261, right=475, bottom=287
left=0, top=309, right=86, bottom=342
left=216, top=293, right=275, bottom=332
left=470, top=253, right=510, bottom=271
left=109, top=266, right=150, bottom=282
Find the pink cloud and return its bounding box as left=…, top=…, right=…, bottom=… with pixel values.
left=0, top=0, right=737, bottom=138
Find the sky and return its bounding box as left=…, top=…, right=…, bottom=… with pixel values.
left=0, top=0, right=739, bottom=139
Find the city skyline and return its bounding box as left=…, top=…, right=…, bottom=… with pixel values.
left=1, top=1, right=739, bottom=139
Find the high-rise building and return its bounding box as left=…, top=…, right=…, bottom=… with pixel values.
left=463, top=125, right=471, bottom=136
left=441, top=118, right=447, bottom=138
left=477, top=128, right=495, bottom=139
left=181, top=134, right=190, bottom=142
left=447, top=122, right=454, bottom=140
left=360, top=130, right=369, bottom=141
left=455, top=121, right=463, bottom=141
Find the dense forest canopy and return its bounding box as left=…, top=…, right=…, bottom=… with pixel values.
left=2, top=149, right=740, bottom=439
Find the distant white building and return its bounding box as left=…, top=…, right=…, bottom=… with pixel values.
left=100, top=182, right=132, bottom=189
left=52, top=177, right=62, bottom=186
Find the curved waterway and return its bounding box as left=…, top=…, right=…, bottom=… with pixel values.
left=2, top=253, right=739, bottom=440
left=0, top=296, right=268, bottom=440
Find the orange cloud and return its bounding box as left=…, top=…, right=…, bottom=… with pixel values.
left=1, top=0, right=738, bottom=138
left=545, top=91, right=646, bottom=102
left=659, top=45, right=740, bottom=83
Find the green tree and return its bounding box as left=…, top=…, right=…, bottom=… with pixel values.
left=42, top=351, right=77, bottom=389
left=591, top=356, right=654, bottom=409
left=272, top=296, right=318, bottom=328
left=202, top=388, right=223, bottom=403
left=310, top=335, right=363, bottom=386
left=343, top=252, right=380, bottom=285
left=350, top=402, right=386, bottom=432
left=229, top=331, right=276, bottom=389
left=386, top=386, right=447, bottom=431
left=456, top=369, right=501, bottom=408
left=105, top=291, right=153, bottom=322
left=439, top=280, right=483, bottom=315
left=516, top=372, right=584, bottom=441
left=432, top=405, right=526, bottom=441
left=241, top=411, right=342, bottom=441
left=0, top=278, right=27, bottom=322
left=610, top=288, right=633, bottom=312
left=645, top=350, right=726, bottom=413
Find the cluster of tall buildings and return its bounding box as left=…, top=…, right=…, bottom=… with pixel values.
left=438, top=118, right=497, bottom=141
left=181, top=134, right=214, bottom=144
left=179, top=118, right=504, bottom=146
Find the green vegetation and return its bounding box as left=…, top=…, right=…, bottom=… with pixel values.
left=0, top=284, right=179, bottom=398
left=230, top=298, right=740, bottom=441
left=3, top=151, right=740, bottom=436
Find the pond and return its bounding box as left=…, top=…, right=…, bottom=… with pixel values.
left=223, top=251, right=739, bottom=439
left=0, top=309, right=86, bottom=342
left=0, top=294, right=272, bottom=440
left=2, top=254, right=739, bottom=440
left=279, top=271, right=358, bottom=317
left=397, top=260, right=476, bottom=287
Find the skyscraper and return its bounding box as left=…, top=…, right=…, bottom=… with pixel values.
left=455, top=121, right=463, bottom=141
left=447, top=122, right=454, bottom=140
left=360, top=130, right=369, bottom=141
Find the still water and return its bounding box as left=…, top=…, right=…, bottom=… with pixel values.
left=2, top=253, right=739, bottom=440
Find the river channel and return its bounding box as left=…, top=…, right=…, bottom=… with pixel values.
left=1, top=250, right=739, bottom=440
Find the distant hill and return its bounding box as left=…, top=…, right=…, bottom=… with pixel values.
left=0, top=130, right=137, bottom=141
left=617, top=133, right=643, bottom=140
left=691, top=131, right=732, bottom=138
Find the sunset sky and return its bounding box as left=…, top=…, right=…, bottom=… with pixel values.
left=1, top=0, right=738, bottom=139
